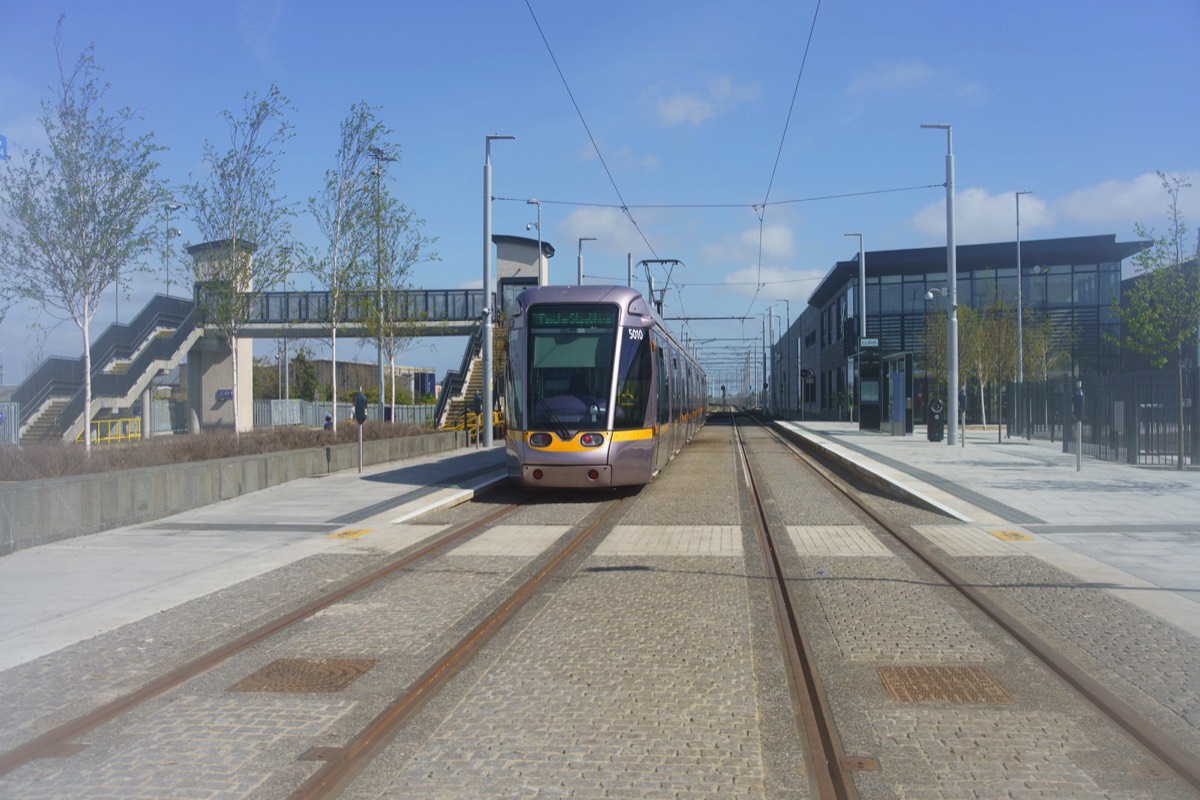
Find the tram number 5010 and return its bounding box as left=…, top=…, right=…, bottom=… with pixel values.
left=627, top=328, right=644, bottom=341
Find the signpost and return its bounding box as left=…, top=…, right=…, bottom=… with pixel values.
left=354, top=390, right=368, bottom=473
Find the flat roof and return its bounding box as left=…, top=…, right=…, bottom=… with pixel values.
left=808, top=234, right=1147, bottom=308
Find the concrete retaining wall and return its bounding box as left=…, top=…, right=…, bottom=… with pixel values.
left=0, top=431, right=464, bottom=556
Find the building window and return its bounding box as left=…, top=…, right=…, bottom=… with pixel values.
left=1045, top=265, right=1072, bottom=306
left=880, top=275, right=901, bottom=314
left=1073, top=264, right=1098, bottom=305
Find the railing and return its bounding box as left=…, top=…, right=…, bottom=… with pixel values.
left=76, top=417, right=141, bottom=444
left=1012, top=369, right=1197, bottom=466
left=240, top=288, right=484, bottom=325
left=55, top=306, right=199, bottom=439
left=0, top=402, right=19, bottom=446
left=252, top=399, right=436, bottom=429
left=434, top=320, right=485, bottom=429
left=12, top=295, right=194, bottom=427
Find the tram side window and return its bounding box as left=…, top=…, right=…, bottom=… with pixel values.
left=615, top=326, right=652, bottom=428
left=655, top=334, right=670, bottom=425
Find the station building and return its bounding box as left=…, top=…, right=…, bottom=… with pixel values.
left=775, top=234, right=1148, bottom=422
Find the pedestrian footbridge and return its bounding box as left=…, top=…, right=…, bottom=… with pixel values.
left=11, top=287, right=487, bottom=444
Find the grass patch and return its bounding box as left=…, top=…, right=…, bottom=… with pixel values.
left=0, top=423, right=437, bottom=482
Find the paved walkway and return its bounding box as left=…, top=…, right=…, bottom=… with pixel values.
left=776, top=419, right=1200, bottom=635
left=0, top=445, right=508, bottom=671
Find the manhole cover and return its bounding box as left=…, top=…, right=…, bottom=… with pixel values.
left=877, top=666, right=1011, bottom=703
left=230, top=658, right=376, bottom=693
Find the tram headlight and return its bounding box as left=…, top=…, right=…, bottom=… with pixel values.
left=529, top=433, right=553, bottom=447
left=579, top=433, right=604, bottom=447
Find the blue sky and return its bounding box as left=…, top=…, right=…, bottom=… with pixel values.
left=2, top=0, right=1197, bottom=389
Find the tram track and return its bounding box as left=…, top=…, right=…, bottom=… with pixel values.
left=0, top=497, right=529, bottom=779
left=736, top=411, right=1200, bottom=797
left=289, top=492, right=629, bottom=799
left=731, top=415, right=858, bottom=800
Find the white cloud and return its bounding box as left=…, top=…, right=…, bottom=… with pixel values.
left=847, top=60, right=936, bottom=94
left=651, top=75, right=761, bottom=127
left=1055, top=172, right=1200, bottom=229
left=701, top=223, right=796, bottom=264
left=554, top=206, right=654, bottom=275
left=717, top=265, right=826, bottom=303
left=913, top=187, right=1051, bottom=244
left=911, top=172, right=1200, bottom=245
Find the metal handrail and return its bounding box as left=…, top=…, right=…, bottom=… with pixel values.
left=13, top=295, right=193, bottom=427
left=434, top=320, right=485, bottom=429
left=55, top=306, right=198, bottom=438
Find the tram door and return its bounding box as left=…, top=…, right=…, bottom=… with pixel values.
left=653, top=334, right=670, bottom=473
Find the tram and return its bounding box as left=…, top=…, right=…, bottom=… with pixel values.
left=503, top=285, right=706, bottom=488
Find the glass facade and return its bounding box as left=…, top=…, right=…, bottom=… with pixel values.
left=799, top=239, right=1141, bottom=421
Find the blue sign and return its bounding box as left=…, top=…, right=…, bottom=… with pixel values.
left=0, top=134, right=8, bottom=162
left=216, top=389, right=233, bottom=402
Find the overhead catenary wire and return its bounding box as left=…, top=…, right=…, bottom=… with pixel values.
left=746, top=0, right=824, bottom=319
left=523, top=0, right=658, bottom=259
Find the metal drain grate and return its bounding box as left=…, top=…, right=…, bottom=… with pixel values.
left=230, top=658, right=377, bottom=693
left=877, top=666, right=1011, bottom=704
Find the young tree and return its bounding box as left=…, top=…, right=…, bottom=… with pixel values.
left=308, top=102, right=387, bottom=431
left=0, top=24, right=164, bottom=452
left=1022, top=310, right=1068, bottom=432
left=184, top=85, right=295, bottom=438
left=920, top=306, right=949, bottom=403
left=1111, top=172, right=1199, bottom=469
left=358, top=145, right=437, bottom=423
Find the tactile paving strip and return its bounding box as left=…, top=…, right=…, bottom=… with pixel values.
left=787, top=525, right=892, bottom=557
left=912, top=524, right=1034, bottom=557
left=593, top=525, right=742, bottom=556
left=229, top=658, right=376, bottom=693
left=877, top=665, right=1011, bottom=704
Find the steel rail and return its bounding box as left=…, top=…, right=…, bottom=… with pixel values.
left=762, top=418, right=1200, bottom=794
left=732, top=416, right=857, bottom=799
left=0, top=502, right=521, bottom=778
left=289, top=495, right=629, bottom=800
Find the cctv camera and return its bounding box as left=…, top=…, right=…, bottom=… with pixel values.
left=526, top=223, right=533, bottom=231
left=925, top=290, right=934, bottom=301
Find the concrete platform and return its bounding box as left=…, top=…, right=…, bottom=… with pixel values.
left=775, top=419, right=1200, bottom=636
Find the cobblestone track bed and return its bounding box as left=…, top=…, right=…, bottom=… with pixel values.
left=340, top=422, right=811, bottom=799
left=7, top=419, right=1194, bottom=798
left=737, top=421, right=1198, bottom=799
left=0, top=552, right=382, bottom=753
left=956, top=554, right=1200, bottom=756
left=0, top=498, right=569, bottom=797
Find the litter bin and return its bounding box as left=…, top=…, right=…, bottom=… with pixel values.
left=927, top=399, right=945, bottom=442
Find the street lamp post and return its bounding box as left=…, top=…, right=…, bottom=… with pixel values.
left=776, top=298, right=790, bottom=418
left=922, top=123, right=958, bottom=446
left=1016, top=190, right=1033, bottom=439
left=577, top=236, right=595, bottom=285
left=527, top=198, right=543, bottom=285
left=482, top=134, right=515, bottom=448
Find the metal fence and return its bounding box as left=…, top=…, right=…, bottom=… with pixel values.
left=253, top=399, right=435, bottom=429
left=1012, top=369, right=1197, bottom=466
left=0, top=402, right=19, bottom=446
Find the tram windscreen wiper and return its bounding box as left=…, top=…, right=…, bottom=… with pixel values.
left=534, top=396, right=571, bottom=441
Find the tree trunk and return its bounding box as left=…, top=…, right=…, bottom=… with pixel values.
left=1179, top=346, right=1186, bottom=471
left=82, top=313, right=92, bottom=454
left=332, top=326, right=339, bottom=432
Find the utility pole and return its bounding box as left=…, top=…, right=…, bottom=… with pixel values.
left=370, top=146, right=396, bottom=417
